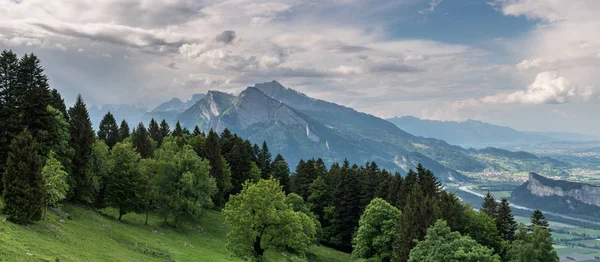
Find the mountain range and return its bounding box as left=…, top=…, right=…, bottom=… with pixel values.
left=387, top=116, right=599, bottom=149
left=88, top=81, right=569, bottom=182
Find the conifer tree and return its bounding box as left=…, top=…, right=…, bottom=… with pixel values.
left=0, top=50, right=20, bottom=193
left=329, top=163, right=362, bottom=252
left=49, top=89, right=68, bottom=121
left=271, top=154, right=290, bottom=192
left=481, top=192, right=498, bottom=219
left=2, top=129, right=44, bottom=224
left=496, top=198, right=518, bottom=241
left=46, top=106, right=73, bottom=174
left=68, top=94, right=96, bottom=204
left=147, top=118, right=161, bottom=143
left=159, top=119, right=170, bottom=139
left=308, top=175, right=330, bottom=223
left=257, top=141, right=272, bottom=178
left=203, top=129, right=232, bottom=206
left=97, top=112, right=119, bottom=149
left=291, top=159, right=319, bottom=200
left=131, top=122, right=154, bottom=158
left=416, top=164, right=441, bottom=197
left=172, top=121, right=183, bottom=137
left=192, top=125, right=202, bottom=137
left=118, top=119, right=130, bottom=142
left=530, top=209, right=550, bottom=232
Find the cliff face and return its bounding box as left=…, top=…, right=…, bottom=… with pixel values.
left=511, top=173, right=600, bottom=217
left=526, top=173, right=600, bottom=207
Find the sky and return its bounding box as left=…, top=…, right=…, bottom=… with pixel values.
left=1, top=0, right=600, bottom=134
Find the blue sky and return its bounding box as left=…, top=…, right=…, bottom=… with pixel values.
left=1, top=0, right=599, bottom=134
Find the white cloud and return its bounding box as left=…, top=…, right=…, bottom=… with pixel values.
left=502, top=71, right=576, bottom=104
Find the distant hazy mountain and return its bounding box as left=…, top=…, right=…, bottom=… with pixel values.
left=523, top=131, right=600, bottom=142
left=386, top=116, right=552, bottom=148
left=143, top=94, right=206, bottom=125
left=89, top=104, right=148, bottom=130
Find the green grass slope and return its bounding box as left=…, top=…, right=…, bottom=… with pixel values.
left=0, top=204, right=351, bottom=262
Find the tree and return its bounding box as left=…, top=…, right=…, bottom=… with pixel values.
left=118, top=119, right=130, bottom=142
left=46, top=106, right=73, bottom=175
left=291, top=159, right=319, bottom=200
left=462, top=208, right=505, bottom=257
left=257, top=141, right=272, bottom=178
left=105, top=142, right=145, bottom=221
left=41, top=151, right=69, bottom=218
left=507, top=224, right=558, bottom=262
left=247, top=161, right=262, bottom=183
left=271, top=154, right=290, bottom=192
left=159, top=120, right=170, bottom=140
left=147, top=118, right=161, bottom=144
left=203, top=129, right=232, bottom=206
left=2, top=129, right=44, bottom=224
left=49, top=88, right=68, bottom=121
left=68, top=94, right=96, bottom=204
left=408, top=220, right=500, bottom=262
left=393, top=183, right=439, bottom=262
left=172, top=121, right=183, bottom=137
left=308, top=175, right=329, bottom=223
left=530, top=210, right=550, bottom=231
left=352, top=198, right=401, bottom=262
left=496, top=198, right=518, bottom=241
left=97, top=112, right=119, bottom=149
left=328, top=162, right=362, bottom=252
left=153, top=137, right=217, bottom=227
left=481, top=192, right=498, bottom=219
left=192, top=125, right=202, bottom=137
left=223, top=179, right=316, bottom=260
left=0, top=50, right=20, bottom=194
left=131, top=122, right=154, bottom=158
left=89, top=140, right=110, bottom=209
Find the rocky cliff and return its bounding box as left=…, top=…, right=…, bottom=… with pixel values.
left=511, top=173, right=600, bottom=217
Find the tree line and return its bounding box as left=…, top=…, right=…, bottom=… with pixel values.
left=0, top=50, right=558, bottom=261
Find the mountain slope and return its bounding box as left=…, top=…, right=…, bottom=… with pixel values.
left=386, top=116, right=552, bottom=148
left=176, top=82, right=468, bottom=182
left=89, top=104, right=148, bottom=130
left=511, top=173, right=600, bottom=219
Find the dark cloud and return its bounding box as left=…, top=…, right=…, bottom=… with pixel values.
left=215, top=30, right=237, bottom=44
left=333, top=44, right=370, bottom=53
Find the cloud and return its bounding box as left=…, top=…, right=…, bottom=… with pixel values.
left=501, top=71, right=577, bottom=104
left=215, top=30, right=236, bottom=44
left=419, top=0, right=442, bottom=15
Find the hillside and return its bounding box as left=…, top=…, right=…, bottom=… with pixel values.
left=386, top=116, right=551, bottom=148
left=511, top=173, right=600, bottom=219
left=0, top=204, right=350, bottom=262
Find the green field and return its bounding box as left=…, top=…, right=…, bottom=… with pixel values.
left=0, top=204, right=351, bottom=261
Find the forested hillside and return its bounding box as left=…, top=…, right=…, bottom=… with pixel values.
left=0, top=50, right=558, bottom=261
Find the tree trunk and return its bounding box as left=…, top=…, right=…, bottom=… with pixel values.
left=162, top=215, right=168, bottom=227
left=118, top=209, right=123, bottom=221
left=253, top=236, right=264, bottom=259
left=145, top=210, right=149, bottom=225
left=44, top=203, right=47, bottom=219
left=174, top=215, right=179, bottom=228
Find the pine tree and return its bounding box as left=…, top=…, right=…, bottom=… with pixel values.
left=271, top=154, right=290, bottom=192
left=147, top=118, right=162, bottom=144
left=496, top=198, right=518, bottom=241
left=0, top=50, right=20, bottom=194
left=16, top=53, right=54, bottom=157
left=2, top=129, right=44, bottom=224
left=203, top=129, right=232, bottom=206
left=481, top=192, right=498, bottom=219
left=131, top=122, right=154, bottom=158
left=192, top=125, right=202, bottom=137
left=159, top=119, right=170, bottom=139
left=118, top=119, right=130, bottom=142
left=257, top=141, right=272, bottom=178
left=97, top=112, right=119, bottom=149
left=330, top=163, right=362, bottom=252
left=291, top=159, right=320, bottom=200
left=416, top=164, right=441, bottom=197
left=68, top=94, right=96, bottom=204
left=530, top=209, right=550, bottom=231
left=49, top=89, right=68, bottom=121
left=172, top=121, right=183, bottom=137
